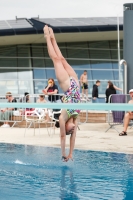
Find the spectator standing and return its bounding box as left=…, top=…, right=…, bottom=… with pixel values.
left=107, top=81, right=122, bottom=92
left=42, top=78, right=60, bottom=102
left=92, top=80, right=101, bottom=103
left=105, top=82, right=116, bottom=103
left=0, top=92, right=17, bottom=128
left=80, top=70, right=90, bottom=101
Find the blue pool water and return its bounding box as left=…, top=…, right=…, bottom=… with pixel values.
left=0, top=144, right=133, bottom=200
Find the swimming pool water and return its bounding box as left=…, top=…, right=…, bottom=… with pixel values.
left=0, top=143, right=133, bottom=200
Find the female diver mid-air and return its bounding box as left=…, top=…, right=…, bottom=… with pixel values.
left=43, top=25, right=81, bottom=162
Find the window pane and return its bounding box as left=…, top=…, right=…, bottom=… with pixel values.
left=91, top=61, right=112, bottom=69
left=67, top=60, right=90, bottom=70
left=0, top=80, right=18, bottom=94
left=89, top=50, right=111, bottom=60
left=89, top=42, right=111, bottom=71
left=89, top=41, right=110, bottom=49
left=67, top=42, right=88, bottom=48
left=44, top=47, right=54, bottom=68
left=32, top=45, right=45, bottom=67
left=0, top=46, right=17, bottom=67
left=111, top=50, right=123, bottom=62
left=17, top=45, right=31, bottom=67
left=98, top=81, right=108, bottom=95
left=58, top=43, right=67, bottom=58
left=114, top=81, right=123, bottom=93
left=0, top=81, right=7, bottom=94
left=91, top=69, right=113, bottom=80
left=6, top=80, right=18, bottom=94
left=112, top=62, right=118, bottom=69
left=0, top=46, right=16, bottom=57
left=32, top=58, right=45, bottom=68
left=120, top=40, right=123, bottom=49
left=0, top=58, right=17, bottom=68
left=110, top=41, right=117, bottom=49
left=67, top=42, right=90, bottom=69
left=110, top=40, right=123, bottom=50
left=33, top=69, right=46, bottom=79
left=18, top=80, right=33, bottom=94
left=110, top=50, right=118, bottom=59
left=120, top=50, right=123, bottom=60
left=18, top=69, right=33, bottom=94
left=34, top=80, right=47, bottom=94
left=0, top=69, right=17, bottom=79
left=113, top=71, right=119, bottom=80
left=18, top=69, right=32, bottom=79
left=115, top=69, right=123, bottom=81
left=45, top=69, right=56, bottom=79
left=67, top=42, right=89, bottom=58
left=84, top=80, right=94, bottom=95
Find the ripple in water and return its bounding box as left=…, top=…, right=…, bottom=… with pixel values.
left=14, top=159, right=26, bottom=165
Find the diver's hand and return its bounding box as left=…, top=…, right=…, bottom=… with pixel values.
left=64, top=154, right=73, bottom=162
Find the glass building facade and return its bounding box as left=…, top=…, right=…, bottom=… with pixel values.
left=0, top=40, right=123, bottom=96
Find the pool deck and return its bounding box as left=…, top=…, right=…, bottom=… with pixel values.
left=0, top=123, right=133, bottom=154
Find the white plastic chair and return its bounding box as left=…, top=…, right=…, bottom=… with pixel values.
left=49, top=110, right=61, bottom=122
left=47, top=109, right=61, bottom=136
left=24, top=109, right=54, bottom=136
left=24, top=108, right=55, bottom=136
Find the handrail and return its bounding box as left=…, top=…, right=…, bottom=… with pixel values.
left=120, top=59, right=127, bottom=94
left=0, top=67, right=123, bottom=71
left=0, top=78, right=124, bottom=81
left=0, top=56, right=120, bottom=61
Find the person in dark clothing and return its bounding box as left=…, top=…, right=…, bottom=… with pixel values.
left=42, top=78, right=60, bottom=102
left=92, top=80, right=101, bottom=103
left=24, top=92, right=30, bottom=102
left=20, top=92, right=29, bottom=103
left=107, top=81, right=122, bottom=92
left=43, top=78, right=61, bottom=127
left=105, top=82, right=116, bottom=103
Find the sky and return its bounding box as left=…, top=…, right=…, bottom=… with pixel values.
left=0, top=0, right=132, bottom=20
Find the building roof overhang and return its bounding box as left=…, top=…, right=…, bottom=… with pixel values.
left=0, top=17, right=123, bottom=45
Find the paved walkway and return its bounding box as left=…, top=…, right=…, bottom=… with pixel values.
left=0, top=123, right=133, bottom=154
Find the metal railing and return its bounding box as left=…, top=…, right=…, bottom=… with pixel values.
left=0, top=79, right=124, bottom=97
left=105, top=94, right=130, bottom=133
left=0, top=94, right=25, bottom=128
left=26, top=93, right=89, bottom=124
left=0, top=93, right=90, bottom=128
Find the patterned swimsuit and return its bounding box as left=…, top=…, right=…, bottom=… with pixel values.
left=62, top=77, right=81, bottom=118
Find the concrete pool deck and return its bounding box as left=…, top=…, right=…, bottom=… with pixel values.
left=0, top=123, right=133, bottom=154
